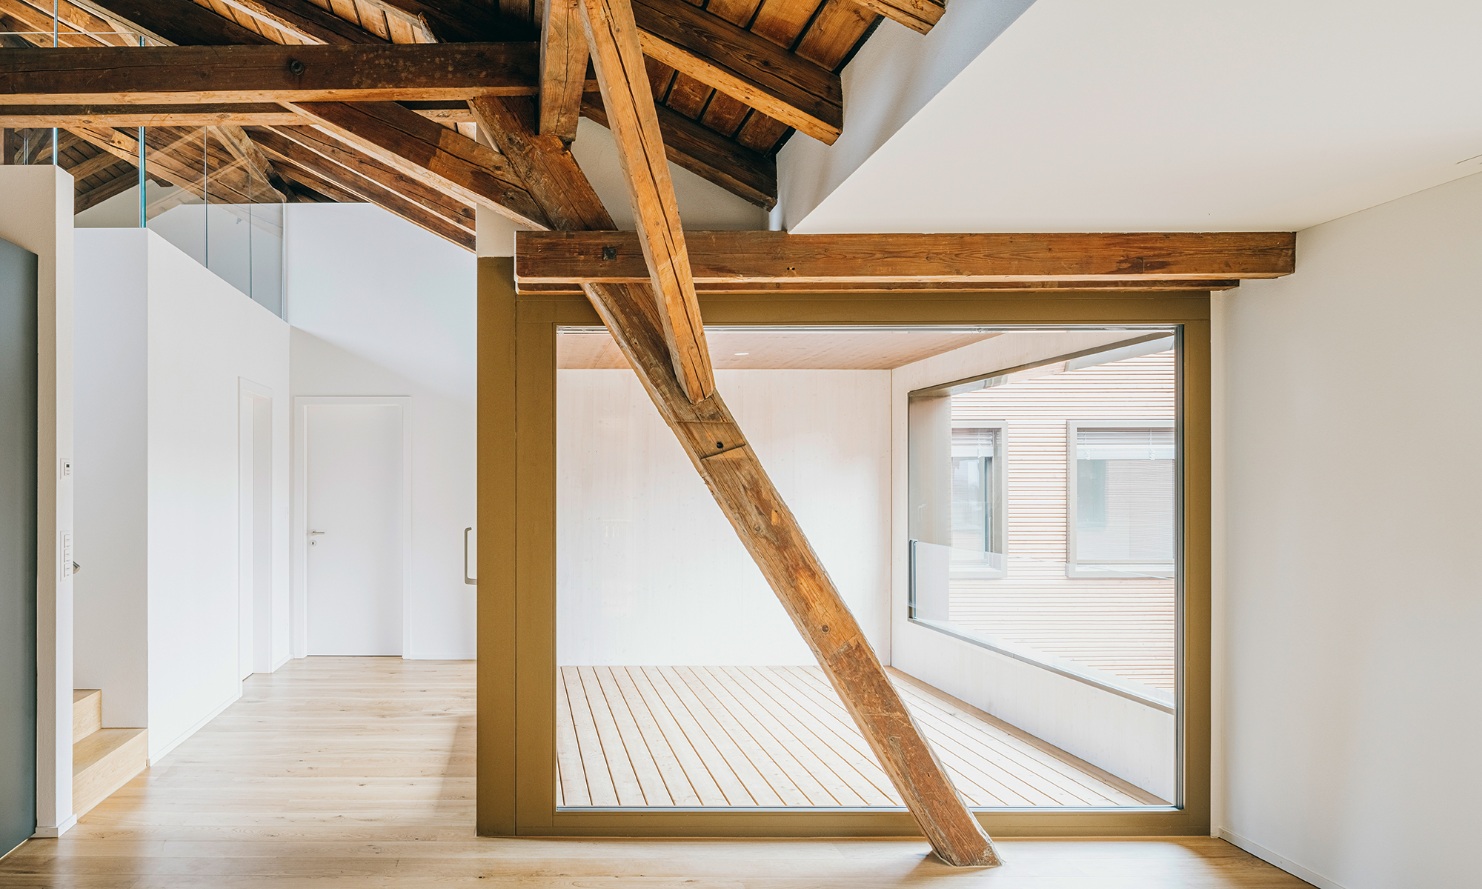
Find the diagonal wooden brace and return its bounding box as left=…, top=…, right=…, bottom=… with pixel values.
left=581, top=281, right=1003, bottom=868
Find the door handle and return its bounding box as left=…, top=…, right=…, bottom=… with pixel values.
left=464, top=527, right=476, bottom=586
left=309, top=529, right=326, bottom=547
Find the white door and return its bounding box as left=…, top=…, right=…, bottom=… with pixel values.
left=305, top=403, right=405, bottom=656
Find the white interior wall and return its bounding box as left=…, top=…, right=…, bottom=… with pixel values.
left=285, top=203, right=478, bottom=660
left=0, top=166, right=75, bottom=837
left=1214, top=171, right=1482, bottom=889
left=143, top=232, right=291, bottom=761
left=73, top=232, right=149, bottom=729
left=891, top=331, right=1178, bottom=801
left=778, top=0, right=1032, bottom=230
left=557, top=369, right=891, bottom=665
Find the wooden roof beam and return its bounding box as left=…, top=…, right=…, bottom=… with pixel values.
left=0, top=43, right=569, bottom=104
left=629, top=0, right=843, bottom=144
left=579, top=0, right=714, bottom=401
left=0, top=100, right=475, bottom=128
left=851, top=0, right=945, bottom=35
left=580, top=96, right=775, bottom=210
left=288, top=100, right=549, bottom=228
left=538, top=0, right=588, bottom=141
left=250, top=125, right=476, bottom=231
left=253, top=137, right=475, bottom=249
left=73, top=161, right=141, bottom=212
left=514, top=231, right=1298, bottom=285
left=68, top=124, right=261, bottom=204
left=472, top=62, right=999, bottom=867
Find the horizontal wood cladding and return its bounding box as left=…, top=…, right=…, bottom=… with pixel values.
left=515, top=231, right=1298, bottom=285
left=0, top=43, right=587, bottom=104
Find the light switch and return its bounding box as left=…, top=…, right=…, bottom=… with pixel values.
left=60, top=458, right=72, bottom=478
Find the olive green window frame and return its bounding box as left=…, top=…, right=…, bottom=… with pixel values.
left=477, top=256, right=1212, bottom=838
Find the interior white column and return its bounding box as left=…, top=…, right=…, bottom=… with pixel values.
left=0, top=165, right=76, bottom=837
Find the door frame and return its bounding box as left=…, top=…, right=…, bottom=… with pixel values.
left=477, top=256, right=1212, bottom=838
left=292, top=396, right=412, bottom=659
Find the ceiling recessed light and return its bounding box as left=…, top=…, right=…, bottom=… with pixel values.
left=734, top=351, right=750, bottom=356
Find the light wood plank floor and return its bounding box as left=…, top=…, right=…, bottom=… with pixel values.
left=0, top=657, right=1312, bottom=888
left=556, top=666, right=1163, bottom=809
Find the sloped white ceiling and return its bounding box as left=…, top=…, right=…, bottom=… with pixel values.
left=788, top=0, right=1482, bottom=233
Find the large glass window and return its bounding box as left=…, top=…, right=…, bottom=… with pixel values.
left=908, top=331, right=1179, bottom=717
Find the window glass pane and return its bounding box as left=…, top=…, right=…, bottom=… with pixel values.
left=950, top=428, right=995, bottom=552
left=1075, top=428, right=1174, bottom=565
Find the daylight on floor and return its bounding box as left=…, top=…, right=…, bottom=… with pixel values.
left=2, top=2, right=1478, bottom=888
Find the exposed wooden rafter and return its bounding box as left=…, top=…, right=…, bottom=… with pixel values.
left=538, top=0, right=588, bottom=141
left=251, top=125, right=476, bottom=232
left=852, top=0, right=946, bottom=35
left=251, top=129, right=475, bottom=248
left=514, top=231, right=1298, bottom=286
left=68, top=124, right=270, bottom=204
left=580, top=96, right=775, bottom=209
left=577, top=0, right=714, bottom=401
left=630, top=0, right=842, bottom=144
left=287, top=100, right=549, bottom=227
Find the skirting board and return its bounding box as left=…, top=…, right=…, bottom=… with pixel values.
left=1217, top=828, right=1346, bottom=889
left=30, top=814, right=77, bottom=839
left=147, top=688, right=242, bottom=766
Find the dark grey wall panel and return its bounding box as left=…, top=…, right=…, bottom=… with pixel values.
left=0, top=236, right=38, bottom=857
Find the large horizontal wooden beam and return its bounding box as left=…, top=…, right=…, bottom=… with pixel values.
left=0, top=43, right=583, bottom=104
left=516, top=279, right=1242, bottom=295
left=630, top=0, right=842, bottom=144
left=514, top=231, right=1298, bottom=285
left=0, top=100, right=476, bottom=128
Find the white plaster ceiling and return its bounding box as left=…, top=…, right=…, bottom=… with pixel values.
left=790, top=0, right=1482, bottom=234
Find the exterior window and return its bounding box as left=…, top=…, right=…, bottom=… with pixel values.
left=1067, top=423, right=1175, bottom=576
left=950, top=426, right=1000, bottom=555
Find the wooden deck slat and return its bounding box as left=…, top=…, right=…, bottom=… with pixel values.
left=650, top=666, right=787, bottom=805
left=558, top=667, right=1167, bottom=809
left=561, top=667, right=621, bottom=805
left=624, top=665, right=741, bottom=805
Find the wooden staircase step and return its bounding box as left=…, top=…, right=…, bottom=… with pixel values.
left=73, top=727, right=147, bottom=818
left=72, top=689, right=102, bottom=741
